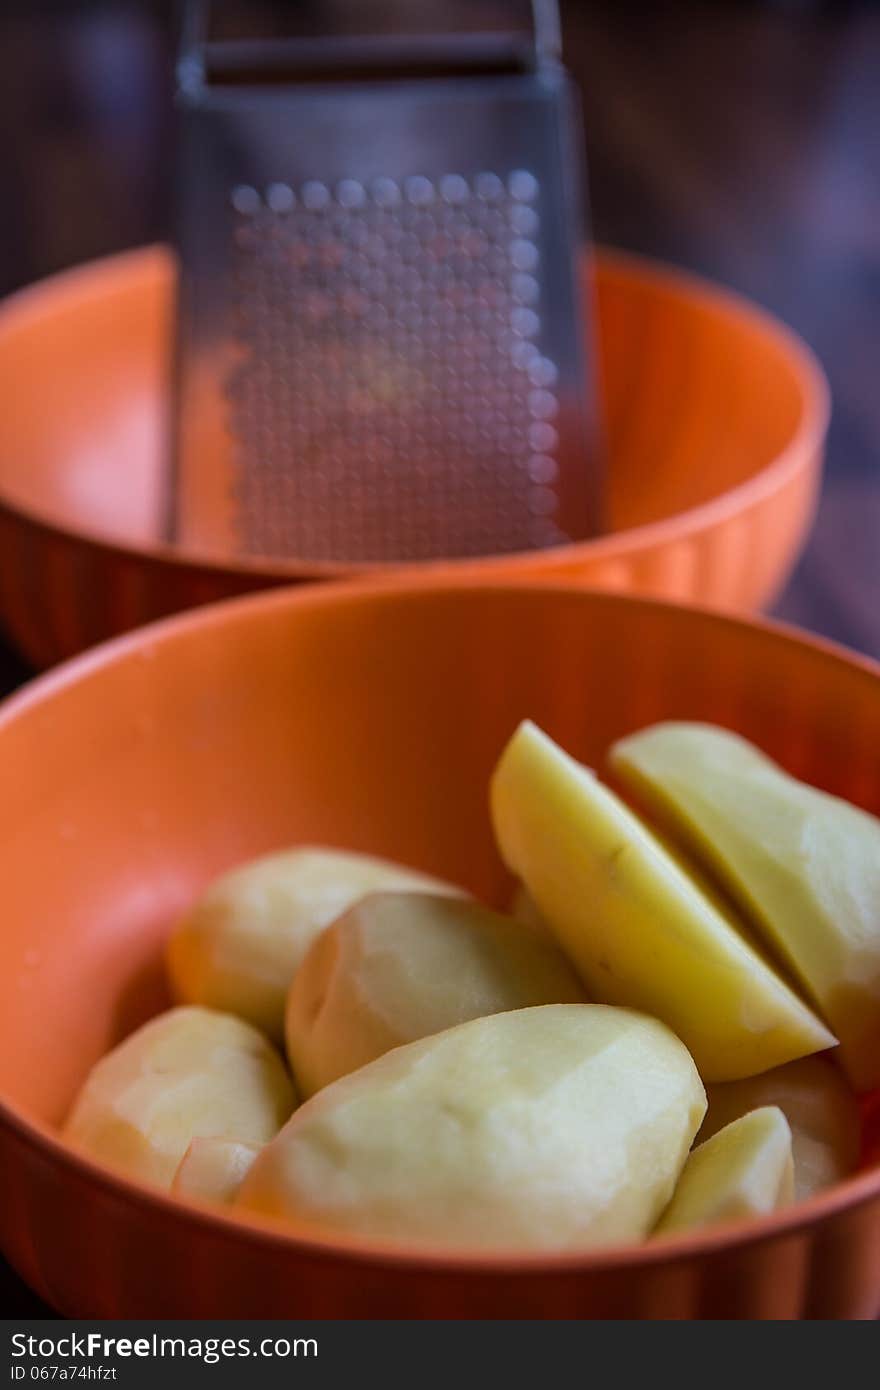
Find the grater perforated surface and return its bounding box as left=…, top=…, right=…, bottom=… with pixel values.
left=226, top=171, right=570, bottom=562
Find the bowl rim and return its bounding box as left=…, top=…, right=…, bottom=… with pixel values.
left=0, top=242, right=831, bottom=581
left=0, top=573, right=877, bottom=1276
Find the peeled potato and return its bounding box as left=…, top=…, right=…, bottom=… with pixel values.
left=656, top=1107, right=794, bottom=1235
left=701, top=1056, right=860, bottom=1201
left=611, top=722, right=880, bottom=1089
left=64, top=1006, right=295, bottom=1188
left=286, top=892, right=586, bottom=1096
left=239, top=1004, right=706, bottom=1252
left=491, top=721, right=834, bottom=1080
left=508, top=881, right=551, bottom=937
left=166, top=846, right=465, bottom=1040
left=172, top=1137, right=262, bottom=1205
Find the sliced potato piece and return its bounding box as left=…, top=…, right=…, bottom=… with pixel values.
left=508, top=881, right=552, bottom=937
left=490, top=721, right=834, bottom=1081
left=173, top=1137, right=262, bottom=1205
left=701, top=1056, right=860, bottom=1201
left=611, top=721, right=880, bottom=1090
left=656, top=1107, right=793, bottom=1234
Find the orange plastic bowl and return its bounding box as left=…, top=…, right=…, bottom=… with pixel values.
left=0, top=577, right=878, bottom=1319
left=0, top=246, right=828, bottom=668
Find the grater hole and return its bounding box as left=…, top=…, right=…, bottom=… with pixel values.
left=336, top=179, right=366, bottom=209
left=508, top=170, right=539, bottom=202
left=226, top=172, right=567, bottom=562
left=528, top=454, right=559, bottom=485
left=475, top=171, right=505, bottom=201
left=528, top=389, right=559, bottom=420
left=404, top=175, right=435, bottom=206
left=266, top=182, right=295, bottom=213
left=301, top=180, right=330, bottom=211
left=510, top=203, right=539, bottom=236
left=231, top=184, right=261, bottom=215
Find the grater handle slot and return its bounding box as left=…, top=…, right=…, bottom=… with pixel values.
left=179, top=1, right=560, bottom=89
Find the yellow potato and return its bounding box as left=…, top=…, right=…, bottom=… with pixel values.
left=508, top=881, right=552, bottom=937
left=166, top=846, right=465, bottom=1041
left=611, top=722, right=880, bottom=1090
left=172, top=1137, right=262, bottom=1205
left=64, top=1006, right=295, bottom=1188
left=239, top=1004, right=706, bottom=1252
left=655, top=1107, right=793, bottom=1235
left=490, top=721, right=834, bottom=1080
left=286, top=891, right=586, bottom=1096
left=700, top=1056, right=860, bottom=1201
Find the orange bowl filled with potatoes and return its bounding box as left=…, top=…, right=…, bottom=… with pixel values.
left=0, top=578, right=878, bottom=1318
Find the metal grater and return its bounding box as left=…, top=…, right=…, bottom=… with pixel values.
left=171, top=0, right=601, bottom=564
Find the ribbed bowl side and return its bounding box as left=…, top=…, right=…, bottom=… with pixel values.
left=3, top=1122, right=878, bottom=1318
left=0, top=247, right=828, bottom=667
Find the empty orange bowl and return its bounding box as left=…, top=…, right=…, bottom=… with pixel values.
left=0, top=246, right=828, bottom=668
left=0, top=577, right=877, bottom=1318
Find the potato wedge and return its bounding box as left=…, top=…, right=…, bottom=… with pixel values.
left=656, top=1107, right=793, bottom=1234
left=490, top=721, right=834, bottom=1080
left=701, top=1056, right=859, bottom=1200
left=611, top=722, right=880, bottom=1089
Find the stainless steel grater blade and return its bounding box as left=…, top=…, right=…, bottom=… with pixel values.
left=171, top=0, right=602, bottom=564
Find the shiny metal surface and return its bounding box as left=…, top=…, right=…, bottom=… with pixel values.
left=172, top=2, right=598, bottom=562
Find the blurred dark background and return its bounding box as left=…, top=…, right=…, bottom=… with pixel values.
left=1, top=0, right=879, bottom=1313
